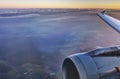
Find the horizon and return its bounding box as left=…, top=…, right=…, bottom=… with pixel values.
left=0, top=0, right=120, bottom=9
left=0, top=7, right=120, bottom=9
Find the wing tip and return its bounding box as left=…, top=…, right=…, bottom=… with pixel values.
left=101, top=10, right=107, bottom=14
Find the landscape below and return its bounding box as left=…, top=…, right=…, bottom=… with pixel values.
left=0, top=8, right=120, bottom=79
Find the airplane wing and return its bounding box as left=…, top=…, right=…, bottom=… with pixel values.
left=97, top=11, right=120, bottom=33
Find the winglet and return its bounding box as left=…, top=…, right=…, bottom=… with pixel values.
left=101, top=10, right=106, bottom=14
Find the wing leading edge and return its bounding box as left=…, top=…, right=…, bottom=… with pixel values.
left=97, top=12, right=120, bottom=33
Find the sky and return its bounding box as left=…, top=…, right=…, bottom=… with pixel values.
left=0, top=0, right=120, bottom=8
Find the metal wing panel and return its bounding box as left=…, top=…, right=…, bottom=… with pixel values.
left=97, top=13, right=120, bottom=33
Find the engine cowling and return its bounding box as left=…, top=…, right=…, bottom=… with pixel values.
left=62, top=46, right=120, bottom=79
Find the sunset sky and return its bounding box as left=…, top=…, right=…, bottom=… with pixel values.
left=0, top=0, right=120, bottom=8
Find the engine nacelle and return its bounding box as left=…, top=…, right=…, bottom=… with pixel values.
left=62, top=46, right=120, bottom=79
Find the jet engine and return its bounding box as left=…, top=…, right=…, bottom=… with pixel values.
left=62, top=46, right=120, bottom=79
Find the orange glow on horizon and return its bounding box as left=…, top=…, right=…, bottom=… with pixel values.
left=0, top=2, right=120, bottom=9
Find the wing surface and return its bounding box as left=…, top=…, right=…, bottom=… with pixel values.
left=97, top=12, right=120, bottom=33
